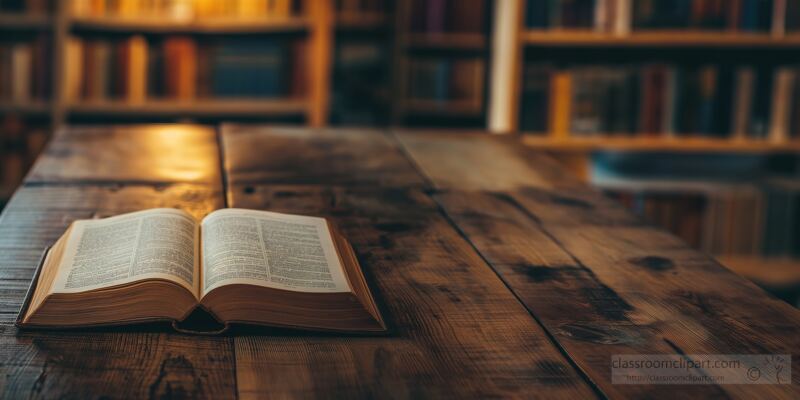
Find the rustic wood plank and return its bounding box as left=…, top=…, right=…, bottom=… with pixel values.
left=390, top=131, right=556, bottom=191
left=221, top=125, right=427, bottom=187
left=397, top=130, right=800, bottom=399
left=0, top=125, right=236, bottom=399
left=220, top=126, right=599, bottom=398
left=0, top=331, right=236, bottom=400
left=228, top=184, right=599, bottom=399
left=27, top=124, right=221, bottom=184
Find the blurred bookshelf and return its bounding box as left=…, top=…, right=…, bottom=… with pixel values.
left=485, top=0, right=800, bottom=304
left=0, top=0, right=363, bottom=202
left=393, top=0, right=491, bottom=127
left=0, top=0, right=496, bottom=203
left=0, top=0, right=54, bottom=208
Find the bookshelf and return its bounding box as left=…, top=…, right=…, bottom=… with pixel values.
left=0, top=0, right=394, bottom=203
left=69, top=16, right=312, bottom=34
left=487, top=0, right=800, bottom=299
left=1, top=1, right=56, bottom=208
left=0, top=0, right=408, bottom=131
left=520, top=30, right=800, bottom=47
left=489, top=0, right=800, bottom=145
left=392, top=0, right=492, bottom=126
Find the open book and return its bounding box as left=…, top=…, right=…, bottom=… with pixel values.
left=17, top=208, right=386, bottom=333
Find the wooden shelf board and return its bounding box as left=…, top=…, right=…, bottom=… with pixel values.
left=334, top=13, right=388, bottom=30
left=67, top=100, right=309, bottom=117
left=69, top=16, right=310, bottom=34
left=521, top=30, right=800, bottom=47
left=0, top=13, right=52, bottom=30
left=521, top=135, right=800, bottom=153
left=404, top=33, right=487, bottom=50
left=718, top=255, right=800, bottom=289
left=0, top=101, right=51, bottom=115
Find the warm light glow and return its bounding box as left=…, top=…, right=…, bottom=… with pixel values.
left=141, top=125, right=218, bottom=183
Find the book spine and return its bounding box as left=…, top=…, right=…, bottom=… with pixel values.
left=64, top=37, right=84, bottom=102
left=126, top=35, right=148, bottom=103
left=594, top=0, right=610, bottom=32
left=661, top=66, right=677, bottom=136
left=731, top=67, right=755, bottom=139
left=768, top=67, right=794, bottom=142
left=550, top=68, right=573, bottom=138
left=10, top=43, right=32, bottom=103
left=426, top=0, right=447, bottom=33
left=613, top=0, right=631, bottom=35
left=772, top=0, right=787, bottom=36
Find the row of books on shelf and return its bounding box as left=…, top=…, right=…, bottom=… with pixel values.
left=521, top=63, right=800, bottom=140
left=407, top=58, right=484, bottom=105
left=70, top=0, right=300, bottom=19
left=408, top=0, right=486, bottom=33
left=0, top=36, right=51, bottom=102
left=334, top=0, right=386, bottom=15
left=0, top=0, right=50, bottom=14
left=64, top=35, right=306, bottom=102
left=602, top=178, right=800, bottom=258
left=0, top=116, right=47, bottom=197
left=526, top=0, right=799, bottom=35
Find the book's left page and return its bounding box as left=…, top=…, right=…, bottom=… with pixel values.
left=50, top=208, right=200, bottom=296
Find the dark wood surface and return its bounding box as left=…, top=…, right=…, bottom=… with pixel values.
left=0, top=124, right=798, bottom=399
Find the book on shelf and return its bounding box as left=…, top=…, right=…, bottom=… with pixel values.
left=788, top=0, right=800, bottom=32
left=17, top=208, right=387, bottom=334
left=407, top=57, right=484, bottom=108
left=211, top=38, right=286, bottom=98
left=519, top=63, right=552, bottom=133
left=519, top=62, right=800, bottom=140
left=163, top=36, right=197, bottom=100
left=334, top=0, right=385, bottom=15
left=409, top=0, right=486, bottom=33
left=525, top=0, right=795, bottom=34
left=331, top=40, right=389, bottom=124
left=0, top=115, right=48, bottom=199
left=0, top=35, right=50, bottom=102
left=70, top=0, right=299, bottom=20
left=65, top=35, right=303, bottom=103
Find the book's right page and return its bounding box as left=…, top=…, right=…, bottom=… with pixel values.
left=200, top=208, right=352, bottom=296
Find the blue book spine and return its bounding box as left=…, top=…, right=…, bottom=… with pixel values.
left=212, top=40, right=285, bottom=98
left=434, top=60, right=450, bottom=101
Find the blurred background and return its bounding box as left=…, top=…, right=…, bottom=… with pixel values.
left=1, top=0, right=799, bottom=305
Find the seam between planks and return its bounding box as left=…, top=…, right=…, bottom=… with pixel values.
left=215, top=125, right=231, bottom=209
left=388, top=130, right=608, bottom=400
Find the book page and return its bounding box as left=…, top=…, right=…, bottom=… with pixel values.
left=51, top=208, right=199, bottom=295
left=201, top=208, right=351, bottom=295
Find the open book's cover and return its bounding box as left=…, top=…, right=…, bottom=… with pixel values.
left=15, top=246, right=49, bottom=328
left=16, top=233, right=387, bottom=335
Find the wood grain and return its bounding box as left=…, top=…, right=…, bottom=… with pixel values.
left=27, top=125, right=221, bottom=184
left=221, top=125, right=426, bottom=187
left=4, top=123, right=799, bottom=398
left=220, top=126, right=598, bottom=398
left=228, top=185, right=599, bottom=399
left=397, top=130, right=800, bottom=399
left=0, top=126, right=235, bottom=399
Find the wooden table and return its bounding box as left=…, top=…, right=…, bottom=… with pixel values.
left=1, top=124, right=798, bottom=399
